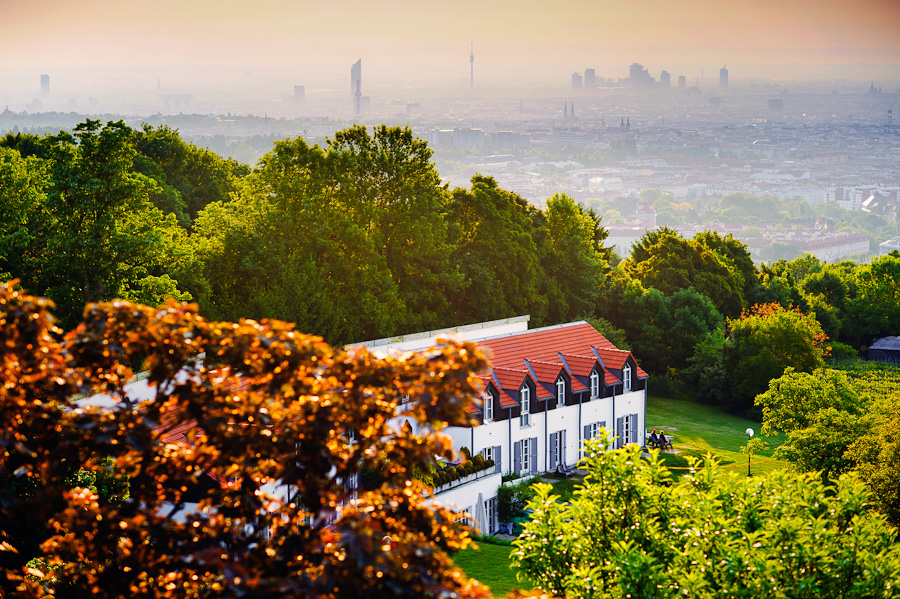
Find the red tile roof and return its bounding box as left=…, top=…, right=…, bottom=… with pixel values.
left=490, top=367, right=529, bottom=407
left=474, top=321, right=647, bottom=405
left=594, top=347, right=649, bottom=379
left=525, top=360, right=566, bottom=384
left=479, top=322, right=619, bottom=369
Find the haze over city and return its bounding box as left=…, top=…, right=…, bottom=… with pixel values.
left=2, top=0, right=900, bottom=108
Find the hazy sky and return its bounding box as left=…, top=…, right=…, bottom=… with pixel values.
left=3, top=0, right=900, bottom=90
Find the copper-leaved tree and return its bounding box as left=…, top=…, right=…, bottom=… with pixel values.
left=0, top=281, right=517, bottom=598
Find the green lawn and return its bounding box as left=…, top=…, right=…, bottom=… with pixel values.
left=646, top=394, right=786, bottom=475
left=454, top=540, right=528, bottom=596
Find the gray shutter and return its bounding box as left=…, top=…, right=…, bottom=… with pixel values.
left=549, top=432, right=558, bottom=470
left=599, top=421, right=606, bottom=446
left=494, top=445, right=502, bottom=473
left=560, top=430, right=567, bottom=466
left=631, top=414, right=639, bottom=445
left=584, top=424, right=591, bottom=443
left=514, top=441, right=522, bottom=474
left=530, top=437, right=538, bottom=473
left=616, top=416, right=624, bottom=449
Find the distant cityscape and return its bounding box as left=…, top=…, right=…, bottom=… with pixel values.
left=2, top=60, right=898, bottom=264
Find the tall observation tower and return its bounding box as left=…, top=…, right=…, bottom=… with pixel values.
left=469, top=42, right=474, bottom=89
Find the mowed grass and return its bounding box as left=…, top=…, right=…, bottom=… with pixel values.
left=646, top=394, right=786, bottom=475
left=453, top=540, right=528, bottom=596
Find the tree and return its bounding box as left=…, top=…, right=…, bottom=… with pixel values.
left=626, top=229, right=744, bottom=318
left=513, top=438, right=900, bottom=599
left=723, top=303, right=828, bottom=412
left=194, top=126, right=465, bottom=344
left=0, top=147, right=48, bottom=281
left=541, top=193, right=608, bottom=323
left=0, top=281, right=507, bottom=598
left=133, top=124, right=249, bottom=227
left=0, top=120, right=192, bottom=329
left=596, top=275, right=721, bottom=375
left=846, top=254, right=900, bottom=347
left=448, top=175, right=546, bottom=325
left=756, top=368, right=865, bottom=480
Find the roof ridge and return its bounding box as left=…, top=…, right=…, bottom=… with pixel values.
left=470, top=320, right=591, bottom=344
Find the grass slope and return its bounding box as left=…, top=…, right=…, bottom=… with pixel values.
left=646, top=394, right=785, bottom=475
left=454, top=541, right=527, bottom=597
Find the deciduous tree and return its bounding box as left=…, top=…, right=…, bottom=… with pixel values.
left=0, top=281, right=503, bottom=598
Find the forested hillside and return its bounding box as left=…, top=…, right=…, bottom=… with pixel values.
left=2, top=120, right=899, bottom=378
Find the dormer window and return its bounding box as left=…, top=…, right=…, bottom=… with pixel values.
left=483, top=391, right=493, bottom=422
left=590, top=371, right=600, bottom=399
left=556, top=379, right=565, bottom=407
left=623, top=364, right=632, bottom=392
left=520, top=385, right=531, bottom=427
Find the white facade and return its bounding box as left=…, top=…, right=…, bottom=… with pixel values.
left=364, top=318, right=649, bottom=533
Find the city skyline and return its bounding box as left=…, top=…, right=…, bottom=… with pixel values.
left=1, top=0, right=899, bottom=85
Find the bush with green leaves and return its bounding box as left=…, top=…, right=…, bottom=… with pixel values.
left=512, top=435, right=900, bottom=599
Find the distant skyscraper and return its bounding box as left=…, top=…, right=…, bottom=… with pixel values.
left=584, top=68, right=597, bottom=89
left=571, top=72, right=583, bottom=89
left=628, top=63, right=654, bottom=87
left=720, top=64, right=728, bottom=88
left=469, top=43, right=474, bottom=89
left=678, top=75, right=686, bottom=88
left=350, top=59, right=362, bottom=97
left=660, top=70, right=671, bottom=87
left=40, top=74, right=49, bottom=98
left=351, top=59, right=362, bottom=114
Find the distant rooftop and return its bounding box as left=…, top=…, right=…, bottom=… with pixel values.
left=354, top=315, right=530, bottom=352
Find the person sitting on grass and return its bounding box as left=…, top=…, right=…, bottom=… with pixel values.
left=658, top=431, right=672, bottom=450
left=648, top=430, right=659, bottom=449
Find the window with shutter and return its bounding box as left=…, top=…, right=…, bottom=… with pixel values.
left=495, top=445, right=502, bottom=473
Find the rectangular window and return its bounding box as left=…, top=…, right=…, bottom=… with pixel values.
left=521, top=438, right=530, bottom=473
left=520, top=386, right=531, bottom=427
left=590, top=371, right=600, bottom=399
left=484, top=497, right=497, bottom=534
left=623, top=364, right=632, bottom=392
left=624, top=415, right=632, bottom=445
left=483, top=392, right=493, bottom=422
left=482, top=446, right=494, bottom=464
left=556, top=379, right=565, bottom=407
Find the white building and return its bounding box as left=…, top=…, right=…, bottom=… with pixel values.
left=359, top=316, right=649, bottom=534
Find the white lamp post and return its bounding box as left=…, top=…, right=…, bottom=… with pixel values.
left=745, top=427, right=754, bottom=476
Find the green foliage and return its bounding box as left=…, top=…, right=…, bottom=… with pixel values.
left=541, top=193, right=608, bottom=323
left=513, top=437, right=900, bottom=599
left=626, top=228, right=747, bottom=318
left=846, top=254, right=900, bottom=347
left=598, top=276, right=721, bottom=375
left=497, top=481, right=535, bottom=523
left=687, top=304, right=828, bottom=413
left=133, top=124, right=248, bottom=226
left=0, top=120, right=193, bottom=330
